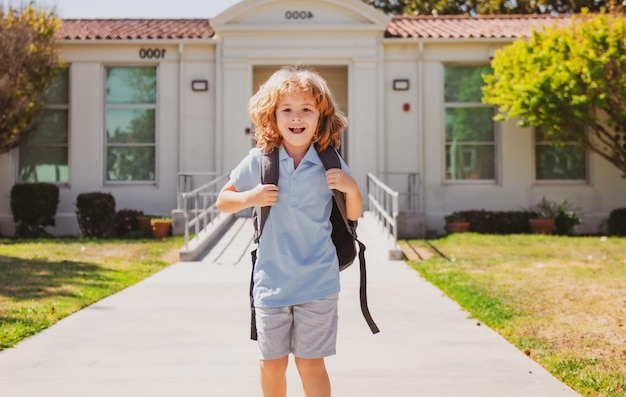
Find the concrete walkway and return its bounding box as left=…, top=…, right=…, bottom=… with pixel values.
left=0, top=213, right=581, bottom=396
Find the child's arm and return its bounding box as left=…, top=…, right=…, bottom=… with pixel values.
left=325, top=169, right=363, bottom=221
left=216, top=182, right=279, bottom=214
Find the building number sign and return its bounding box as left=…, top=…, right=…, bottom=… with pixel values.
left=285, top=10, right=314, bottom=19
left=139, top=48, right=166, bottom=59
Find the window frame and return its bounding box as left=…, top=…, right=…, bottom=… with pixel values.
left=103, top=64, right=159, bottom=185
left=443, top=63, right=499, bottom=184
left=16, top=67, right=71, bottom=185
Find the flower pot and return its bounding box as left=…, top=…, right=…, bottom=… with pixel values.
left=446, top=221, right=470, bottom=234
left=529, top=218, right=555, bottom=235
left=151, top=221, right=171, bottom=239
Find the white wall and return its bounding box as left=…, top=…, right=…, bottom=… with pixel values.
left=180, top=44, right=216, bottom=174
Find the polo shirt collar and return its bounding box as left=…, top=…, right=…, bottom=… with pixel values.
left=278, top=144, right=322, bottom=165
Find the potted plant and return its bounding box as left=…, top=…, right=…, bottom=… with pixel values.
left=444, top=211, right=470, bottom=234
left=554, top=200, right=582, bottom=236
left=150, top=217, right=172, bottom=239
left=528, top=196, right=558, bottom=234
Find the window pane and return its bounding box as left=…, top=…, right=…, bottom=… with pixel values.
left=18, top=147, right=68, bottom=183
left=445, top=107, right=494, bottom=142
left=43, top=68, right=69, bottom=104
left=106, top=67, right=156, bottom=104
left=444, top=65, right=491, bottom=102
left=106, top=146, right=155, bottom=181
left=536, top=145, right=586, bottom=180
left=106, top=109, right=155, bottom=143
left=446, top=144, right=495, bottom=180
left=28, top=109, right=69, bottom=144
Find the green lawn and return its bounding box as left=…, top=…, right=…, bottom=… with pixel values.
left=404, top=233, right=626, bottom=397
left=0, top=237, right=183, bottom=349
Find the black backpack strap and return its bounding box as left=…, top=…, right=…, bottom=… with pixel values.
left=316, top=146, right=354, bottom=233
left=317, top=146, right=380, bottom=335
left=249, top=248, right=258, bottom=340
left=253, top=148, right=279, bottom=243
left=357, top=239, right=380, bottom=334
left=250, top=148, right=279, bottom=340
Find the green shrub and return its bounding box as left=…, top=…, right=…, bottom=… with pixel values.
left=447, top=210, right=534, bottom=234
left=607, top=208, right=626, bottom=236
left=114, top=209, right=143, bottom=237
left=75, top=192, right=116, bottom=238
left=10, top=183, right=59, bottom=237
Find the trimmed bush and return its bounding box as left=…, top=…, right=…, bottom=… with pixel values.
left=607, top=208, right=626, bottom=236
left=75, top=192, right=116, bottom=238
left=10, top=183, right=59, bottom=238
left=447, top=210, right=534, bottom=234
left=114, top=209, right=143, bottom=237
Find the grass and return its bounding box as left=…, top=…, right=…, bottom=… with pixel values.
left=0, top=236, right=183, bottom=350
left=403, top=233, right=626, bottom=397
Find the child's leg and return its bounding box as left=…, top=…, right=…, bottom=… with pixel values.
left=292, top=294, right=338, bottom=397
left=260, top=356, right=289, bottom=397
left=295, top=357, right=331, bottom=397
left=255, top=305, right=292, bottom=397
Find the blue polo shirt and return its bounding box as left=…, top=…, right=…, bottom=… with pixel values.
left=229, top=144, right=349, bottom=308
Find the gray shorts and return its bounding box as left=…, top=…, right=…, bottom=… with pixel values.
left=255, top=294, right=339, bottom=360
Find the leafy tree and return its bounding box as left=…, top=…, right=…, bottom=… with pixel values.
left=0, top=3, right=62, bottom=154
left=361, top=0, right=407, bottom=15
left=482, top=13, right=626, bottom=177
left=363, top=0, right=621, bottom=15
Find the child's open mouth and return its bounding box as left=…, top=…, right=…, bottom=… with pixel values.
left=290, top=127, right=305, bottom=134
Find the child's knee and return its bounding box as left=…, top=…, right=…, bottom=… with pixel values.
left=260, top=356, right=289, bottom=376
left=294, top=357, right=326, bottom=376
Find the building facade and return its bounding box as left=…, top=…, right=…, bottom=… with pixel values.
left=0, top=0, right=623, bottom=237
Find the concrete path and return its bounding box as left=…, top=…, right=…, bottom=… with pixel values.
left=0, top=213, right=581, bottom=396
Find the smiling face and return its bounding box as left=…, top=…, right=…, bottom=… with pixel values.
left=275, top=91, right=320, bottom=156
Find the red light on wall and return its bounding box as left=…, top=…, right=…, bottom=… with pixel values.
left=403, top=103, right=410, bottom=112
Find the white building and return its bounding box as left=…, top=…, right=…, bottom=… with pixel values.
left=1, top=0, right=624, bottom=237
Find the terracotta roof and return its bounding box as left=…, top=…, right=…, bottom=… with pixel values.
left=59, top=19, right=214, bottom=40
left=57, top=15, right=574, bottom=41
left=385, top=14, right=573, bottom=39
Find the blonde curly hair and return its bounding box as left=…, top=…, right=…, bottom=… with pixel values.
left=248, top=65, right=348, bottom=153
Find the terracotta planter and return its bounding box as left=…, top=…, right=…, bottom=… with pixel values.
left=446, top=221, right=470, bottom=234
left=151, top=221, right=171, bottom=239
left=529, top=218, right=555, bottom=235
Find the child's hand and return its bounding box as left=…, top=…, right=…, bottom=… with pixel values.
left=325, top=169, right=363, bottom=221
left=325, top=169, right=358, bottom=195
left=252, top=183, right=279, bottom=207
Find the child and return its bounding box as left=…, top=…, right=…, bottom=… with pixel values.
left=216, top=65, right=362, bottom=397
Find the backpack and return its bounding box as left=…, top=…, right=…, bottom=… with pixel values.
left=249, top=145, right=380, bottom=340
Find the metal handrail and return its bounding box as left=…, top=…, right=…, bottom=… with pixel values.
left=181, top=173, right=229, bottom=250
left=367, top=172, right=400, bottom=244
left=177, top=171, right=220, bottom=210
left=376, top=172, right=421, bottom=212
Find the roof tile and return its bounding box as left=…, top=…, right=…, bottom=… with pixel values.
left=385, top=14, right=572, bottom=39
left=59, top=19, right=214, bottom=40
left=57, top=15, right=574, bottom=42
